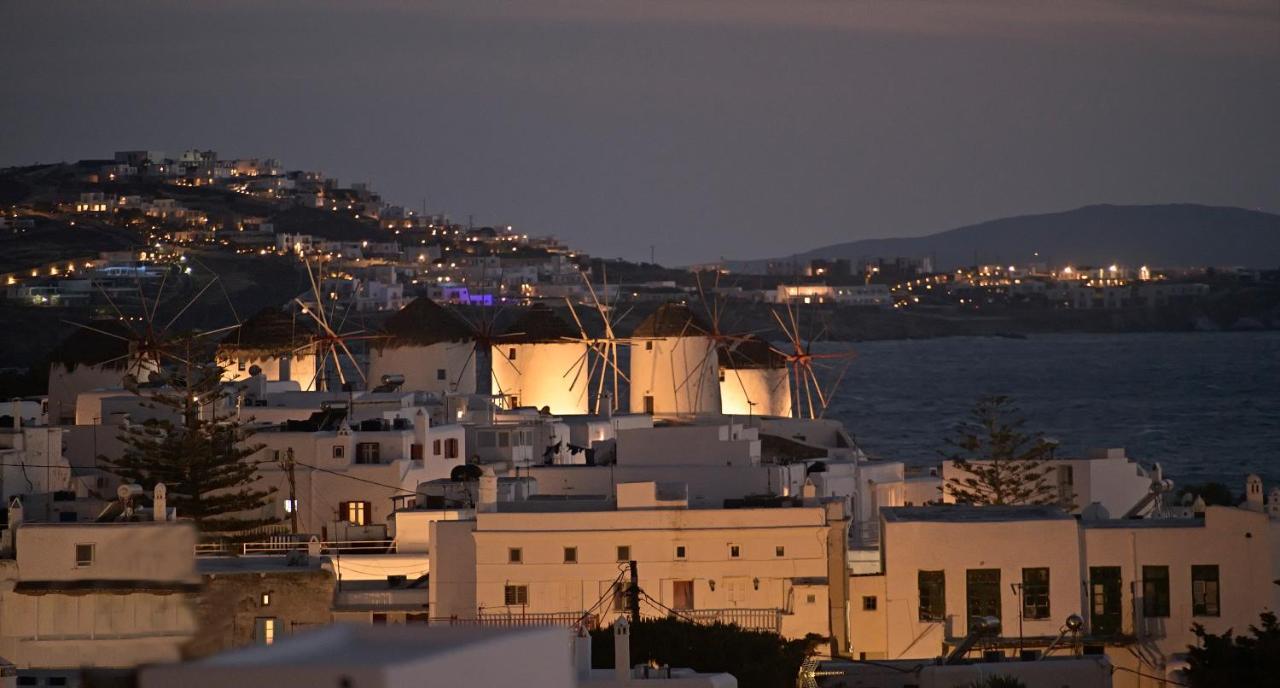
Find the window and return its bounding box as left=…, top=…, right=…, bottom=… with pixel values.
left=643, top=396, right=654, bottom=415
left=645, top=341, right=653, bottom=351
left=505, top=585, right=529, bottom=606
left=355, top=442, right=380, bottom=464
left=444, top=438, right=459, bottom=459
left=260, top=592, right=272, bottom=606
left=433, top=439, right=442, bottom=455
left=806, top=594, right=817, bottom=604
left=1022, top=568, right=1050, bottom=620
left=410, top=443, right=423, bottom=461
left=339, top=501, right=369, bottom=525
left=508, top=347, right=517, bottom=360
left=775, top=546, right=785, bottom=557
left=919, top=570, right=946, bottom=621
left=1192, top=565, right=1220, bottom=617
left=673, top=580, right=695, bottom=610
left=616, top=545, right=631, bottom=562
left=254, top=617, right=278, bottom=645
left=967, top=569, right=1002, bottom=622
left=437, top=368, right=447, bottom=380
left=862, top=596, right=878, bottom=611
left=729, top=545, right=740, bottom=558
left=75, top=543, right=94, bottom=567
left=1142, top=566, right=1170, bottom=618
left=284, top=498, right=297, bottom=514
left=332, top=444, right=345, bottom=459
left=675, top=545, right=686, bottom=559
left=564, top=547, right=577, bottom=563
left=509, top=547, right=523, bottom=564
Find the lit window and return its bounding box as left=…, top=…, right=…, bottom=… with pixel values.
left=255, top=617, right=277, bottom=645
left=339, top=501, right=369, bottom=525
left=283, top=498, right=297, bottom=513
left=261, top=592, right=272, bottom=606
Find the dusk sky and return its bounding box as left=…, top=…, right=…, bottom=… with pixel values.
left=2, top=0, right=1277, bottom=264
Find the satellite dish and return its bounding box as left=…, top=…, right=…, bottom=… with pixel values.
left=1065, top=614, right=1084, bottom=632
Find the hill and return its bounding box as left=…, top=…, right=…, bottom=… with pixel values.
left=729, top=204, right=1280, bottom=272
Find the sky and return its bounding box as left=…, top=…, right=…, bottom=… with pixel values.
left=1, top=0, right=1277, bottom=264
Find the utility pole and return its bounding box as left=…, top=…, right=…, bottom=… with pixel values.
left=628, top=560, right=641, bottom=624
left=285, top=447, right=299, bottom=535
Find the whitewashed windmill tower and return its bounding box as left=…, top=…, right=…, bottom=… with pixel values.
left=628, top=302, right=721, bottom=417
left=368, top=297, right=478, bottom=395
left=718, top=335, right=792, bottom=417
left=216, top=307, right=319, bottom=390
left=491, top=303, right=590, bottom=414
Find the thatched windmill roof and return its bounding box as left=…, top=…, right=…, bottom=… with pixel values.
left=630, top=302, right=710, bottom=338
left=377, top=297, right=476, bottom=348
left=218, top=308, right=315, bottom=356
left=500, top=303, right=578, bottom=344
left=719, top=335, right=787, bottom=370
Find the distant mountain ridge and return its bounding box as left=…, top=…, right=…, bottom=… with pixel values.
left=729, top=204, right=1280, bottom=272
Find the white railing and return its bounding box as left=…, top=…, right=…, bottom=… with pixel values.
left=195, top=539, right=396, bottom=557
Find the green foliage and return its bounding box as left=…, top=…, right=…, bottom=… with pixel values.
left=1186, top=612, right=1280, bottom=688
left=1177, top=482, right=1238, bottom=507
left=590, top=617, right=821, bottom=688
left=942, top=395, right=1069, bottom=507
left=100, top=360, right=277, bottom=536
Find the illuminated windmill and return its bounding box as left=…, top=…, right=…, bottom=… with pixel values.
left=628, top=301, right=720, bottom=417
left=368, top=297, right=479, bottom=395
left=491, top=303, right=589, bottom=414
left=561, top=269, right=632, bottom=414
left=50, top=263, right=240, bottom=423
left=292, top=259, right=373, bottom=391
left=215, top=307, right=319, bottom=390
left=768, top=302, right=856, bottom=419
left=443, top=304, right=529, bottom=406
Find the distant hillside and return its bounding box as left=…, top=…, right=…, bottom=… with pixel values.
left=730, top=204, right=1280, bottom=272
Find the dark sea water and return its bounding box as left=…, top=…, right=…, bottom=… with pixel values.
left=821, top=332, right=1280, bottom=488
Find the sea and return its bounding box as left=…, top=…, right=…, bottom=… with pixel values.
left=821, top=331, right=1280, bottom=489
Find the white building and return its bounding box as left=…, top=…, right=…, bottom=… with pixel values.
left=428, top=480, right=850, bottom=650
left=247, top=405, right=465, bottom=539
left=941, top=447, right=1162, bottom=517
left=367, top=298, right=478, bottom=396
left=849, top=486, right=1280, bottom=687
left=628, top=303, right=721, bottom=417
left=0, top=502, right=199, bottom=682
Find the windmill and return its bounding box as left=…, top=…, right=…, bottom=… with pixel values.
left=560, top=268, right=632, bottom=414
left=61, top=260, right=241, bottom=381
left=291, top=258, right=376, bottom=391
left=768, top=301, right=856, bottom=420
left=445, top=303, right=526, bottom=407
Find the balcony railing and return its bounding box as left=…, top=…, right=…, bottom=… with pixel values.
left=663, top=608, right=782, bottom=633
left=195, top=538, right=396, bottom=557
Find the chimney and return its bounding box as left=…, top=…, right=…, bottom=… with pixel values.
left=613, top=617, right=631, bottom=681
left=573, top=626, right=592, bottom=681
left=153, top=483, right=167, bottom=521
left=478, top=466, right=498, bottom=513
left=4, top=498, right=23, bottom=554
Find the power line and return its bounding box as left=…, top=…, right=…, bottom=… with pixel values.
left=290, top=458, right=416, bottom=495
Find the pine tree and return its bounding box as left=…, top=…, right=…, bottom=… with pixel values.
left=941, top=395, right=1070, bottom=508
left=101, top=357, right=277, bottom=537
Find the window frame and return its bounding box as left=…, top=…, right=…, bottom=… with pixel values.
left=1021, top=567, right=1051, bottom=620
left=616, top=545, right=631, bottom=562
left=862, top=595, right=878, bottom=611
left=1142, top=565, right=1171, bottom=618
left=75, top=543, right=95, bottom=567
left=918, top=570, right=946, bottom=622
left=504, top=584, right=529, bottom=606
left=508, top=547, right=523, bottom=564
left=1191, top=565, right=1220, bottom=617
left=966, top=568, right=1001, bottom=623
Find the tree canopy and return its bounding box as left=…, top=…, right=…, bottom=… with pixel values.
left=942, top=395, right=1069, bottom=507
left=100, top=359, right=277, bottom=537
left=1186, top=611, right=1280, bottom=688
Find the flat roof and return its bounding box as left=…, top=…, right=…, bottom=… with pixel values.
left=195, top=624, right=563, bottom=668
left=882, top=505, right=1073, bottom=523
left=1083, top=518, right=1203, bottom=529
